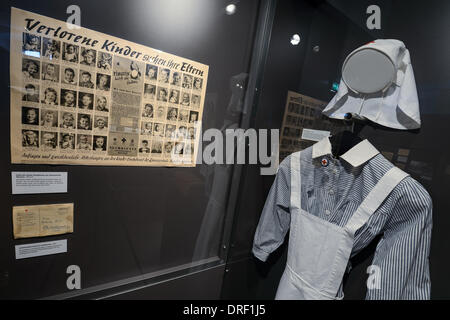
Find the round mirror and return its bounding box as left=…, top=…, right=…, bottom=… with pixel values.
left=342, top=48, right=396, bottom=94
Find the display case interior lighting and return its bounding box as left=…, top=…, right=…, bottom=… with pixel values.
left=290, top=34, right=301, bottom=46
left=225, top=4, right=237, bottom=15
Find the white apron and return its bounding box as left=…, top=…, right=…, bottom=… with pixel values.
left=275, top=151, right=408, bottom=300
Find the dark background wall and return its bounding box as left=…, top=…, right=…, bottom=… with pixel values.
left=223, top=0, right=450, bottom=299
left=0, top=0, right=260, bottom=299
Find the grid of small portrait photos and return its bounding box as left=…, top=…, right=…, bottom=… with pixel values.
left=21, top=32, right=111, bottom=154
left=279, top=91, right=350, bottom=162
left=138, top=62, right=202, bottom=160
left=20, top=32, right=203, bottom=160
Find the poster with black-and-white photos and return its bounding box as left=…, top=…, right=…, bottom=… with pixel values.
left=10, top=7, right=207, bottom=167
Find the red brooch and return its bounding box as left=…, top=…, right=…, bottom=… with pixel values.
left=321, top=158, right=329, bottom=167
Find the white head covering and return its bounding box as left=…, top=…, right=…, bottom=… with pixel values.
left=322, top=39, right=421, bottom=130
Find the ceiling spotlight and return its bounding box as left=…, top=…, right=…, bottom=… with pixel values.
left=290, top=34, right=301, bottom=46
left=225, top=4, right=237, bottom=15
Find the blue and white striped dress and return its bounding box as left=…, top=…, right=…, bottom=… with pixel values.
left=252, top=141, right=432, bottom=300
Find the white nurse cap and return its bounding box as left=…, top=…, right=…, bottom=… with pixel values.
left=322, top=39, right=421, bottom=130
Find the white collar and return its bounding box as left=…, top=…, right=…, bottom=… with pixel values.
left=312, top=137, right=379, bottom=167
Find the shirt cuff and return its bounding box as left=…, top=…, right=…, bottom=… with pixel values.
left=252, top=246, right=270, bottom=262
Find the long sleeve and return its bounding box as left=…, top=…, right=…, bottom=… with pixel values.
left=367, top=178, right=433, bottom=300
left=252, top=157, right=291, bottom=262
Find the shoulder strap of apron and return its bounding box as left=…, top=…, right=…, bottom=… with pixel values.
left=290, top=151, right=302, bottom=210
left=345, top=166, right=409, bottom=235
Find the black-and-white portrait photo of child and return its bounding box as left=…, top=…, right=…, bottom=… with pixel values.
left=164, top=141, right=174, bottom=154
left=153, top=123, right=165, bottom=137
left=60, top=89, right=77, bottom=108
left=139, top=140, right=151, bottom=153
left=42, top=38, right=60, bottom=60
left=41, top=87, right=59, bottom=105
left=188, top=127, right=195, bottom=139
left=22, top=130, right=39, bottom=148
left=40, top=109, right=58, bottom=128
left=93, top=135, right=107, bottom=151
left=22, top=107, right=39, bottom=126
left=191, top=94, right=201, bottom=108
left=151, top=140, right=162, bottom=154
left=169, top=89, right=180, bottom=104
left=94, top=116, right=108, bottom=132
left=155, top=105, right=166, bottom=119
left=144, top=84, right=156, bottom=100
left=80, top=48, right=96, bottom=67
left=41, top=62, right=60, bottom=82
left=165, top=124, right=176, bottom=138
left=157, top=87, right=168, bottom=102
left=60, top=133, right=75, bottom=149
left=189, top=111, right=199, bottom=124
left=79, top=70, right=95, bottom=89
left=62, top=67, right=77, bottom=85
left=22, top=33, right=41, bottom=56
left=76, top=134, right=92, bottom=150
left=177, top=126, right=187, bottom=139
left=145, top=64, right=158, bottom=81
left=158, top=68, right=170, bottom=84
left=142, top=104, right=154, bottom=118
left=178, top=109, right=189, bottom=122
left=62, top=43, right=79, bottom=63
left=77, top=113, right=92, bottom=130
left=60, top=112, right=75, bottom=129
left=97, top=52, right=112, bottom=71
left=193, top=77, right=203, bottom=91
left=95, top=95, right=109, bottom=112
left=78, top=92, right=94, bottom=110
left=141, top=121, right=153, bottom=135
left=22, top=84, right=39, bottom=102
left=182, top=74, right=193, bottom=89
left=96, top=73, right=111, bottom=91
left=41, top=131, right=58, bottom=150
left=167, top=107, right=178, bottom=121
left=181, top=92, right=190, bottom=106
left=22, top=58, right=40, bottom=80
left=129, top=61, right=142, bottom=80
left=288, top=103, right=294, bottom=113
left=174, top=142, right=185, bottom=155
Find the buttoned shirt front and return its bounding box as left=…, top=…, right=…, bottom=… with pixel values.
left=253, top=137, right=432, bottom=299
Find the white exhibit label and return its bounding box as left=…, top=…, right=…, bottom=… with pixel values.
left=15, top=239, right=67, bottom=259
left=12, top=172, right=67, bottom=194
left=301, top=129, right=331, bottom=142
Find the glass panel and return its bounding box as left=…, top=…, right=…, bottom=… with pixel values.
left=223, top=0, right=449, bottom=300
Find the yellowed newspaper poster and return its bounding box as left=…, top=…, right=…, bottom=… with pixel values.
left=12, top=203, right=74, bottom=239
left=10, top=7, right=208, bottom=166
